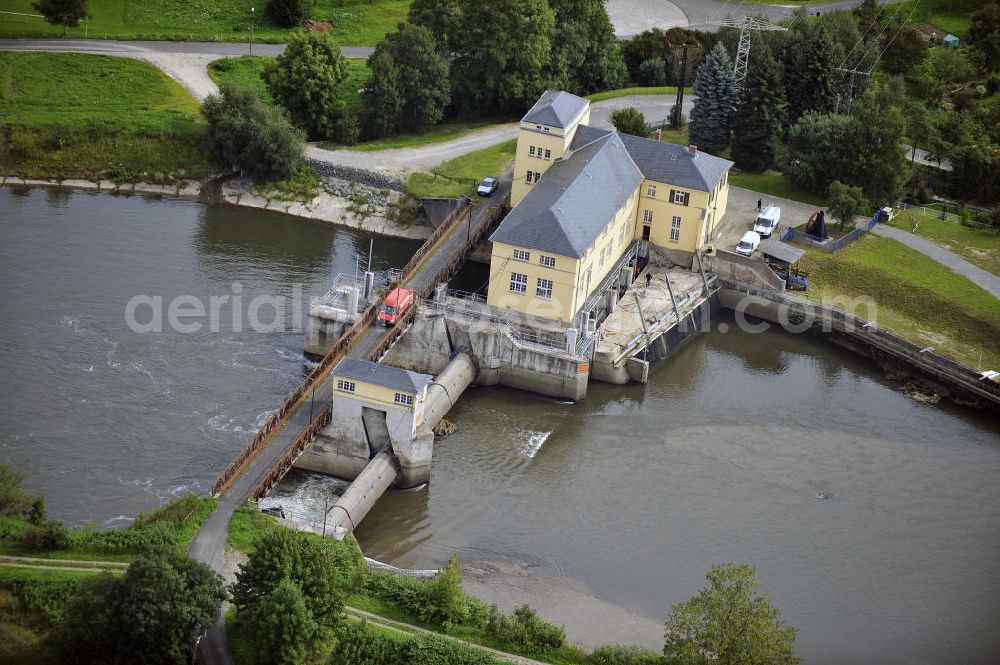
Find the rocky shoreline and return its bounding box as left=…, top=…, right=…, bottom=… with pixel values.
left=0, top=172, right=433, bottom=242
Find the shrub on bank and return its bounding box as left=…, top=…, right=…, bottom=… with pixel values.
left=589, top=644, right=665, bottom=665
left=486, top=604, right=566, bottom=653
left=332, top=621, right=505, bottom=665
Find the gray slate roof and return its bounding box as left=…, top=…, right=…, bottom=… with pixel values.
left=522, top=91, right=590, bottom=129
left=761, top=239, right=805, bottom=265
left=490, top=133, right=644, bottom=259
left=333, top=358, right=432, bottom=394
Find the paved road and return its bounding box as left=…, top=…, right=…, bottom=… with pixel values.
left=872, top=223, right=1000, bottom=299
left=0, top=38, right=372, bottom=99
left=904, top=144, right=953, bottom=171
left=308, top=94, right=696, bottom=174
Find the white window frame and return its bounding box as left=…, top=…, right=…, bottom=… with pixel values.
left=670, top=216, right=682, bottom=243
left=513, top=249, right=530, bottom=262
left=336, top=379, right=355, bottom=393
left=394, top=392, right=414, bottom=406
left=539, top=255, right=556, bottom=268
left=510, top=272, right=528, bottom=294
left=617, top=226, right=626, bottom=246
left=536, top=277, right=553, bottom=300
left=643, top=209, right=653, bottom=224
left=544, top=148, right=551, bottom=159
left=534, top=171, right=541, bottom=182
left=525, top=172, right=533, bottom=184
left=646, top=184, right=656, bottom=198
left=672, top=190, right=686, bottom=205
left=529, top=146, right=536, bottom=156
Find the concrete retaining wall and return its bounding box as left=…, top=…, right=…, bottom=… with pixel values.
left=702, top=250, right=785, bottom=291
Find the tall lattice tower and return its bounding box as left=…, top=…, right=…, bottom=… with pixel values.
left=716, top=16, right=787, bottom=90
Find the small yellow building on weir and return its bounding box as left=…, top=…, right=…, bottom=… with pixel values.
left=488, top=91, right=733, bottom=325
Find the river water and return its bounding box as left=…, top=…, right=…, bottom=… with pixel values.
left=2, top=188, right=999, bottom=664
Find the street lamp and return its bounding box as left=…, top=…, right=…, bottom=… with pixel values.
left=249, top=7, right=255, bottom=56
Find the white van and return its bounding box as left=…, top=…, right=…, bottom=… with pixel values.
left=736, top=231, right=761, bottom=257
left=753, top=205, right=781, bottom=238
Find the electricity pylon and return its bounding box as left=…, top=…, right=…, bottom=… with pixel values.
left=716, top=15, right=787, bottom=90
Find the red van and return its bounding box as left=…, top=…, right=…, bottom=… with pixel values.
left=379, top=287, right=414, bottom=326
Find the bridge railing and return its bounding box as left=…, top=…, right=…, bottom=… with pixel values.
left=250, top=404, right=333, bottom=500
left=210, top=195, right=485, bottom=497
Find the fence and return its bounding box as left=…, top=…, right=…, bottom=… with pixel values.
left=894, top=202, right=995, bottom=230
left=780, top=210, right=882, bottom=253
left=211, top=196, right=477, bottom=497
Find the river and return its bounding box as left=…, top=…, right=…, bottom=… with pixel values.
left=2, top=187, right=998, bottom=664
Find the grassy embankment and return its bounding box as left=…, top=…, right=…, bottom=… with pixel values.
left=0, top=0, right=409, bottom=45
left=404, top=140, right=517, bottom=199
left=797, top=233, right=1000, bottom=369
left=226, top=503, right=608, bottom=665
left=0, top=52, right=209, bottom=181
left=887, top=210, right=1000, bottom=275
left=0, top=494, right=217, bottom=665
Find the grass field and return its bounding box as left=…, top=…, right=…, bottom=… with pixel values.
left=729, top=170, right=829, bottom=207
left=798, top=234, right=1000, bottom=369
left=585, top=86, right=689, bottom=103
left=887, top=210, right=1000, bottom=275
left=405, top=139, right=517, bottom=199
left=0, top=0, right=409, bottom=45
left=342, top=121, right=510, bottom=152
left=901, top=0, right=980, bottom=38
left=0, top=52, right=209, bottom=180
left=208, top=54, right=368, bottom=109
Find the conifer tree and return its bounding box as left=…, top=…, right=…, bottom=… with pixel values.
left=782, top=24, right=838, bottom=126
left=731, top=43, right=784, bottom=172
left=688, top=42, right=737, bottom=155
left=363, top=51, right=404, bottom=139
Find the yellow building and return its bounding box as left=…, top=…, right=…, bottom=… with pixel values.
left=488, top=91, right=732, bottom=324
left=331, top=358, right=432, bottom=437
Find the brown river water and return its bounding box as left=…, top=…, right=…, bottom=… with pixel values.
left=2, top=187, right=998, bottom=664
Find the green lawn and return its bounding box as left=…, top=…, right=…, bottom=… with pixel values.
left=900, top=0, right=979, bottom=38
left=585, top=86, right=689, bottom=103
left=798, top=234, right=1000, bottom=369
left=0, top=52, right=209, bottom=180
left=405, top=139, right=517, bottom=199
left=729, top=170, right=829, bottom=207
left=208, top=54, right=367, bottom=108
left=888, top=210, right=1000, bottom=275
left=0, top=0, right=410, bottom=45
left=341, top=121, right=511, bottom=152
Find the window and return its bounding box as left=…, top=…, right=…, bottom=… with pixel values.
left=599, top=246, right=606, bottom=267
left=534, top=171, right=541, bottom=182
left=544, top=149, right=551, bottom=159
left=536, top=278, right=553, bottom=299
left=672, top=190, right=689, bottom=205
left=617, top=226, right=626, bottom=245
left=336, top=380, right=355, bottom=393
left=525, top=172, right=534, bottom=184
left=513, top=249, right=530, bottom=262
left=394, top=393, right=414, bottom=406
left=543, top=127, right=550, bottom=133
left=539, top=255, right=556, bottom=268
left=529, top=146, right=536, bottom=156
left=643, top=209, right=653, bottom=224
left=510, top=272, right=528, bottom=294
left=646, top=184, right=656, bottom=198
left=670, top=216, right=682, bottom=243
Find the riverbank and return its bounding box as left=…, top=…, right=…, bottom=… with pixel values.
left=0, top=176, right=433, bottom=241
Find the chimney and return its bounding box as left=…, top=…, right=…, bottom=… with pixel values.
left=688, top=144, right=698, bottom=156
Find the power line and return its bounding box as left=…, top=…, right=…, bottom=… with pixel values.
left=838, top=2, right=888, bottom=70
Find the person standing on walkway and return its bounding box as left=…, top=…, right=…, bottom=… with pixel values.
left=645, top=272, right=652, bottom=288
left=757, top=199, right=762, bottom=212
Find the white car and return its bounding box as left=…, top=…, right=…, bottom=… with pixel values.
left=753, top=205, right=781, bottom=238
left=736, top=230, right=761, bottom=257
left=477, top=176, right=499, bottom=196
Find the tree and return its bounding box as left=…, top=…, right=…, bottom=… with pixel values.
left=911, top=48, right=977, bottom=107
left=549, top=0, right=627, bottom=94
left=421, top=555, right=466, bottom=625
left=849, top=85, right=906, bottom=205
left=263, top=31, right=350, bottom=139
left=264, top=0, right=310, bottom=28
left=638, top=58, right=668, bottom=86
left=449, top=0, right=558, bottom=115
left=782, top=22, right=838, bottom=125
left=363, top=51, right=404, bottom=139
left=32, top=0, right=88, bottom=35
left=779, top=112, right=856, bottom=194
left=731, top=42, right=784, bottom=172
left=611, top=107, right=648, bottom=137
left=688, top=42, right=736, bottom=155
left=203, top=84, right=304, bottom=182
left=969, top=2, right=1000, bottom=72
left=0, top=463, right=33, bottom=517
left=245, top=578, right=319, bottom=665
left=57, top=547, right=226, bottom=665
left=880, top=26, right=928, bottom=76
left=828, top=180, right=869, bottom=230
left=623, top=29, right=670, bottom=81
left=663, top=563, right=800, bottom=665
left=370, top=23, right=450, bottom=134
left=408, top=0, right=460, bottom=52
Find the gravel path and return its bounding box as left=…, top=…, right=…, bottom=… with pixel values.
left=872, top=224, right=1000, bottom=299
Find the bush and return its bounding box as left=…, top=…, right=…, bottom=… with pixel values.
left=3, top=577, right=85, bottom=624
left=637, top=58, right=667, bottom=86
left=264, top=0, right=310, bottom=28
left=590, top=644, right=664, bottom=665
left=21, top=520, right=73, bottom=551
left=407, top=633, right=503, bottom=665
left=421, top=556, right=466, bottom=627
left=610, top=107, right=648, bottom=137
left=77, top=521, right=175, bottom=554
left=202, top=84, right=304, bottom=182
left=486, top=604, right=565, bottom=654
left=333, top=620, right=410, bottom=665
